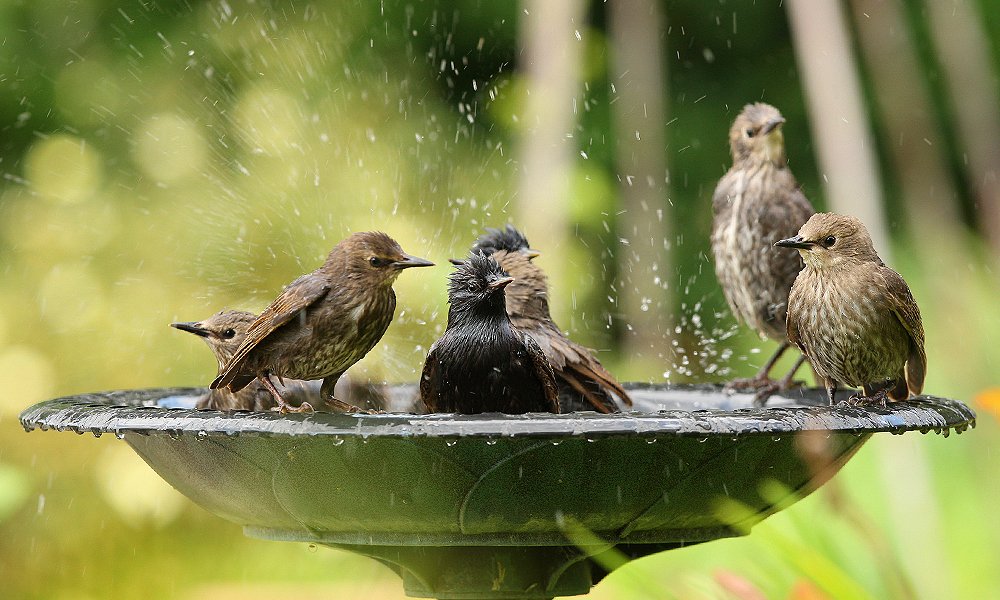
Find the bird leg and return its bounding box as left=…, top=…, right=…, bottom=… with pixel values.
left=319, top=376, right=372, bottom=414
left=728, top=342, right=798, bottom=402
left=751, top=353, right=809, bottom=406
left=825, top=378, right=838, bottom=406
left=859, top=383, right=890, bottom=409
left=260, top=374, right=314, bottom=414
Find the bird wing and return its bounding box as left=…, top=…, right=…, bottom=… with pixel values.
left=785, top=285, right=804, bottom=352
left=548, top=332, right=631, bottom=410
left=212, top=273, right=331, bottom=389
left=418, top=340, right=441, bottom=412
left=523, top=331, right=560, bottom=413
left=881, top=267, right=926, bottom=396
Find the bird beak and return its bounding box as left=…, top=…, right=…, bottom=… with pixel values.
left=761, top=116, right=785, bottom=136
left=523, top=249, right=541, bottom=259
left=488, top=276, right=515, bottom=291
left=448, top=258, right=466, bottom=266
left=774, top=235, right=814, bottom=250
left=171, top=321, right=209, bottom=337
left=393, top=254, right=435, bottom=269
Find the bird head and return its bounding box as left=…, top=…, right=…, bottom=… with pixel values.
left=469, top=224, right=540, bottom=259
left=447, top=251, right=514, bottom=319
left=491, top=249, right=551, bottom=319
left=774, top=213, right=882, bottom=270
left=729, top=102, right=787, bottom=166
left=171, top=309, right=257, bottom=364
left=333, top=231, right=434, bottom=287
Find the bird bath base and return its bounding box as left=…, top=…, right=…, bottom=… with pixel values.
left=20, top=384, right=975, bottom=599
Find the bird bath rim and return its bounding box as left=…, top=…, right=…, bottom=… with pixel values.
left=19, top=383, right=976, bottom=439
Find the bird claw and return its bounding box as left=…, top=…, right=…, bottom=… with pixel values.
left=725, top=377, right=785, bottom=406
left=276, top=401, right=314, bottom=414
left=323, top=397, right=378, bottom=414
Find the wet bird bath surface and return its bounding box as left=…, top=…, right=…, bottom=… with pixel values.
left=20, top=385, right=974, bottom=599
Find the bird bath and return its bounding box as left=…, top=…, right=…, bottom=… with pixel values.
left=20, top=384, right=974, bottom=599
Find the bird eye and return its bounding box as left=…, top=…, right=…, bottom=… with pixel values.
left=823, top=235, right=836, bottom=247
left=222, top=328, right=236, bottom=339
left=745, top=127, right=756, bottom=138
left=369, top=256, right=387, bottom=268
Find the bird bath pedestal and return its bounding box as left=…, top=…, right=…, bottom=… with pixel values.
left=20, top=384, right=974, bottom=599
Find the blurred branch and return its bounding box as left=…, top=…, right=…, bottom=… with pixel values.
left=785, top=0, right=890, bottom=258
left=848, top=0, right=963, bottom=247
left=608, top=0, right=673, bottom=361
left=923, top=0, right=1000, bottom=258
left=516, top=0, right=585, bottom=261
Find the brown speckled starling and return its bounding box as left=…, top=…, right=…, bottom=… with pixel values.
left=420, top=252, right=559, bottom=414
left=455, top=225, right=632, bottom=413
left=775, top=213, right=926, bottom=405
left=711, top=102, right=816, bottom=403
left=172, top=310, right=318, bottom=411
left=211, top=232, right=433, bottom=413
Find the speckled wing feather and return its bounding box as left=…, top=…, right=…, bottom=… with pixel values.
left=212, top=273, right=331, bottom=390
left=880, top=267, right=926, bottom=397
left=523, top=331, right=560, bottom=413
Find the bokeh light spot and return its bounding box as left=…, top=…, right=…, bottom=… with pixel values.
left=234, top=87, right=303, bottom=155
left=24, top=134, right=102, bottom=204
left=96, top=445, right=185, bottom=529
left=134, top=113, right=209, bottom=184
left=0, top=346, right=55, bottom=417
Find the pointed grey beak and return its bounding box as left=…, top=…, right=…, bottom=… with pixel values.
left=774, top=235, right=814, bottom=250
left=448, top=258, right=466, bottom=266
left=171, top=321, right=209, bottom=337
left=488, top=276, right=515, bottom=291
left=761, top=117, right=785, bottom=135
left=393, top=254, right=435, bottom=269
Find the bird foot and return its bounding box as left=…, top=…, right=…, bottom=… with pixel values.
left=845, top=390, right=888, bottom=409
left=725, top=377, right=792, bottom=406
left=277, top=401, right=314, bottom=414
left=323, top=397, right=378, bottom=414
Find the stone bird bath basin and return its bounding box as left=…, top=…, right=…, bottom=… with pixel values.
left=20, top=384, right=974, bottom=599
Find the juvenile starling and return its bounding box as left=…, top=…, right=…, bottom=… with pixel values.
left=172, top=310, right=317, bottom=411
left=420, top=252, right=559, bottom=414
left=711, top=102, right=816, bottom=402
left=211, top=232, right=433, bottom=413
left=456, top=225, right=632, bottom=413
left=775, top=213, right=926, bottom=405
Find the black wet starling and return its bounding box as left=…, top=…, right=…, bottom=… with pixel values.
left=456, top=225, right=632, bottom=413
left=775, top=213, right=926, bottom=405
left=711, top=102, right=816, bottom=402
left=211, top=232, right=433, bottom=413
left=420, top=252, right=559, bottom=414
left=172, top=310, right=315, bottom=411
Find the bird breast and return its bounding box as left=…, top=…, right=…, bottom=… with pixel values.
left=791, top=268, right=909, bottom=387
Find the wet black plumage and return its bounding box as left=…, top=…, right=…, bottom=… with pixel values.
left=458, top=225, right=631, bottom=413
left=420, top=252, right=559, bottom=414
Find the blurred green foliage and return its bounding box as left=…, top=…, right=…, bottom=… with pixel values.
left=1, top=1, right=999, bottom=598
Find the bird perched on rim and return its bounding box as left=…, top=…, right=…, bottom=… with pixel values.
left=711, top=102, right=816, bottom=403
left=420, top=251, right=559, bottom=414
left=171, top=310, right=318, bottom=411
left=454, top=225, right=632, bottom=413
left=775, top=213, right=926, bottom=405
left=211, top=231, right=434, bottom=413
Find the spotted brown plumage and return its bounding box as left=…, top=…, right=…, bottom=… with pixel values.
left=420, top=252, right=559, bottom=414
left=776, top=213, right=926, bottom=405
left=172, top=310, right=316, bottom=411
left=711, top=102, right=816, bottom=403
left=211, top=231, right=434, bottom=413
